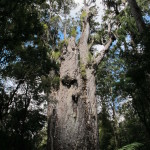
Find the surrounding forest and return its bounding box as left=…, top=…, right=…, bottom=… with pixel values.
left=0, top=0, right=150, bottom=149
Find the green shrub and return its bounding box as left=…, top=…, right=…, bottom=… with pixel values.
left=118, top=142, right=143, bottom=150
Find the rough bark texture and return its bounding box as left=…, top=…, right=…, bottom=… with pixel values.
left=47, top=2, right=114, bottom=150
left=49, top=35, right=98, bottom=149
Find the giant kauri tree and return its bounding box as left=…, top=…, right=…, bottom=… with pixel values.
left=47, top=0, right=115, bottom=149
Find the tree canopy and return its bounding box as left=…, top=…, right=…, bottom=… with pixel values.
left=0, top=0, right=150, bottom=149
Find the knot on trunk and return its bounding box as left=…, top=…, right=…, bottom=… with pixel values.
left=72, top=93, right=79, bottom=103
left=61, top=75, right=77, bottom=88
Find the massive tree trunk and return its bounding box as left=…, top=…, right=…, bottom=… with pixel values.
left=47, top=1, right=114, bottom=150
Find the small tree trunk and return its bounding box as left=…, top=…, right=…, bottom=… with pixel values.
left=47, top=91, right=57, bottom=150
left=127, top=0, right=146, bottom=33
left=112, top=101, right=119, bottom=149
left=63, top=14, right=67, bottom=40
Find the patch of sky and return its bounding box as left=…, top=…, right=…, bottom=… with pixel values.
left=109, top=40, right=117, bottom=50
left=76, top=26, right=81, bottom=40
left=58, top=30, right=64, bottom=40
left=25, top=41, right=34, bottom=48
left=0, top=48, right=21, bottom=71
left=58, top=26, right=81, bottom=41
left=1, top=49, right=11, bottom=69
left=144, top=14, right=150, bottom=23
left=0, top=77, right=17, bottom=93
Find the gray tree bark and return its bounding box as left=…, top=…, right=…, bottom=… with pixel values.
left=47, top=1, right=114, bottom=149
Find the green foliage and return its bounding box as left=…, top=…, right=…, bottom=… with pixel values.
left=36, top=126, right=47, bottom=150
left=1, top=0, right=150, bottom=149
left=51, top=76, right=60, bottom=89
left=41, top=76, right=52, bottom=92
left=59, top=39, right=68, bottom=48
left=71, top=27, right=77, bottom=37
left=102, top=0, right=150, bottom=133
left=99, top=102, right=116, bottom=150
left=50, top=15, right=61, bottom=26
left=118, top=142, right=143, bottom=150
left=57, top=0, right=76, bottom=14
left=80, top=10, right=87, bottom=21
left=41, top=75, right=60, bottom=92
left=87, top=52, right=94, bottom=65
left=0, top=89, right=47, bottom=150
left=51, top=50, right=61, bottom=60
left=80, top=63, right=86, bottom=79
left=43, top=23, right=48, bottom=30
left=0, top=0, right=59, bottom=149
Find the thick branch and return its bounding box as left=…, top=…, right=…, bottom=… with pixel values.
left=87, top=0, right=95, bottom=6
left=95, top=38, right=113, bottom=65
left=4, top=79, right=24, bottom=116
left=63, top=22, right=67, bottom=40
left=88, top=38, right=94, bottom=50
left=79, top=6, right=90, bottom=65
left=94, top=19, right=114, bottom=66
